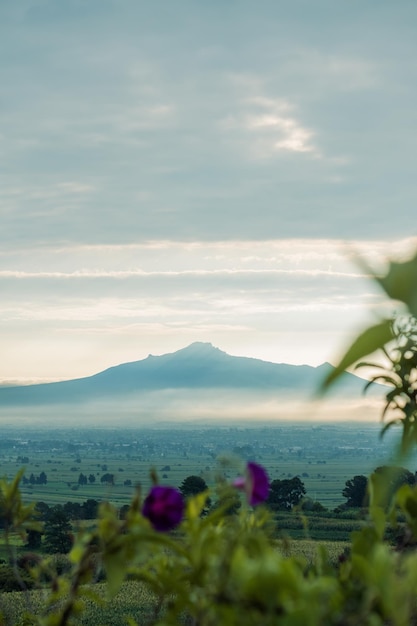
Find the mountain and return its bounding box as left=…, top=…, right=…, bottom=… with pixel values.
left=0, top=342, right=371, bottom=407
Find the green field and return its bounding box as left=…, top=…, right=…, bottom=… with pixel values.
left=0, top=422, right=408, bottom=511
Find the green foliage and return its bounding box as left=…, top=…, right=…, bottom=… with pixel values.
left=0, top=563, right=34, bottom=592
left=342, top=475, right=368, bottom=508
left=320, top=247, right=417, bottom=453
left=2, top=463, right=417, bottom=624
left=43, top=506, right=73, bottom=555
left=0, top=470, right=40, bottom=537
left=357, top=317, right=417, bottom=452
left=268, top=476, right=306, bottom=511
left=319, top=318, right=394, bottom=391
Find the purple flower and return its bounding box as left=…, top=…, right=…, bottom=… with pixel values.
left=142, top=486, right=185, bottom=532
left=233, top=462, right=270, bottom=506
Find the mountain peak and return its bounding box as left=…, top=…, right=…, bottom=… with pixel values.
left=0, top=343, right=372, bottom=412
left=174, top=342, right=224, bottom=356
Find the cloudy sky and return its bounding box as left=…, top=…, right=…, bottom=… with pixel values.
left=1, top=0, right=417, bottom=384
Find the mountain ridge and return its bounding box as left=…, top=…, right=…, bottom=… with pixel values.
left=0, top=342, right=366, bottom=407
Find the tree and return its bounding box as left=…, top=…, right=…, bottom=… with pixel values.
left=63, top=501, right=82, bottom=520
left=300, top=498, right=326, bottom=513
left=342, top=475, right=368, bottom=508
left=35, top=501, right=50, bottom=521
left=25, top=528, right=42, bottom=550
left=43, top=506, right=72, bottom=554
left=267, top=477, right=306, bottom=511
left=81, top=499, right=99, bottom=520
left=78, top=473, right=87, bottom=485
left=88, top=474, right=96, bottom=484
left=119, top=504, right=130, bottom=520
left=179, top=475, right=208, bottom=498
left=179, top=475, right=211, bottom=511
left=38, top=471, right=47, bottom=485
left=100, top=473, right=114, bottom=485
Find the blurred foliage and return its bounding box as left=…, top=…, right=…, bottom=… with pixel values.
left=321, top=247, right=417, bottom=453
left=1, top=458, right=417, bottom=624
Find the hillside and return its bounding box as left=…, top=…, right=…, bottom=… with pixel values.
left=0, top=342, right=369, bottom=407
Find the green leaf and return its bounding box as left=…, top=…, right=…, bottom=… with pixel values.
left=103, top=549, right=127, bottom=599
left=376, top=252, right=417, bottom=316
left=319, top=319, right=394, bottom=392
left=363, top=375, right=397, bottom=392
left=186, top=490, right=210, bottom=520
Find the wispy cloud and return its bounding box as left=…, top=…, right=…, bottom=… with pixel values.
left=245, top=97, right=316, bottom=155
left=220, top=87, right=318, bottom=158
left=0, top=268, right=366, bottom=280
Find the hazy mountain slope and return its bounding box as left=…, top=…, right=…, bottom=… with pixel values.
left=0, top=342, right=368, bottom=406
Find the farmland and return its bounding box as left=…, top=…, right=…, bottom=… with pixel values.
left=0, top=420, right=410, bottom=623
left=0, top=421, right=410, bottom=511
left=0, top=543, right=350, bottom=625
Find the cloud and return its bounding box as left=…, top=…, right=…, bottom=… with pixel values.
left=245, top=97, right=317, bottom=155
left=1, top=0, right=417, bottom=383
left=220, top=92, right=318, bottom=158
left=0, top=268, right=365, bottom=280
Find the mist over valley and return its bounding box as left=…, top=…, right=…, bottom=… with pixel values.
left=0, top=342, right=383, bottom=427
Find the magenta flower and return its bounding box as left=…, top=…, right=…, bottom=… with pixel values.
left=233, top=462, right=270, bottom=506
left=142, top=486, right=185, bottom=532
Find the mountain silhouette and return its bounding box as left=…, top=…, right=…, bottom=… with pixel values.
left=0, top=342, right=369, bottom=407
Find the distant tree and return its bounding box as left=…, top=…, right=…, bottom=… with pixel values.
left=35, top=501, right=50, bottom=521
left=88, top=474, right=96, bottom=484
left=119, top=504, right=130, bottom=520
left=300, top=498, right=326, bottom=513
left=267, top=477, right=306, bottom=511
left=38, top=471, right=47, bottom=485
left=179, top=475, right=208, bottom=499
left=44, top=506, right=72, bottom=554
left=29, top=473, right=36, bottom=485
left=124, top=479, right=132, bottom=486
left=78, top=473, right=87, bottom=486
left=82, top=499, right=99, bottom=520
left=342, top=475, right=368, bottom=508
left=100, top=473, right=114, bottom=485
left=25, top=528, right=42, bottom=550
left=63, top=501, right=82, bottom=520
left=179, top=475, right=211, bottom=511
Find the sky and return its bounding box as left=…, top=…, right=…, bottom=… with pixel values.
left=1, top=0, right=417, bottom=384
